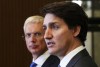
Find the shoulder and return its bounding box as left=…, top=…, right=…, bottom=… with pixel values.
left=73, top=49, right=98, bottom=67
left=67, top=49, right=98, bottom=67
left=74, top=56, right=98, bottom=67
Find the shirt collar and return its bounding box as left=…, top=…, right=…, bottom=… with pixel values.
left=32, top=50, right=50, bottom=66
left=60, top=45, right=85, bottom=67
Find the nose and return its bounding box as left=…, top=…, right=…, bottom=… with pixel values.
left=44, top=28, right=53, bottom=39
left=30, top=36, right=37, bottom=43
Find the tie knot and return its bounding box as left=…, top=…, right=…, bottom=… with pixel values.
left=30, top=62, right=37, bottom=67
left=58, top=64, right=61, bottom=67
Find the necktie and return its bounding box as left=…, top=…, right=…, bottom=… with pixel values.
left=58, top=65, right=61, bottom=67
left=30, top=62, right=37, bottom=67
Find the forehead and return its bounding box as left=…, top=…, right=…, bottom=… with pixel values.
left=25, top=23, right=43, bottom=32
left=43, top=13, right=65, bottom=25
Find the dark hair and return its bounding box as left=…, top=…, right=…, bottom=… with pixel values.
left=41, top=1, right=88, bottom=46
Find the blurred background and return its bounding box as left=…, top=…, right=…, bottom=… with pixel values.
left=0, top=0, right=100, bottom=67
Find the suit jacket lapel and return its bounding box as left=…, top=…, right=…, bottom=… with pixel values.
left=42, top=55, right=60, bottom=67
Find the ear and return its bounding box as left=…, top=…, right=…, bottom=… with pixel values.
left=72, top=26, right=81, bottom=37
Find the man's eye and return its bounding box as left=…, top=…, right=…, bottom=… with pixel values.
left=34, top=32, right=42, bottom=36
left=25, top=33, right=31, bottom=38
left=52, top=25, right=59, bottom=30
left=43, top=25, right=46, bottom=30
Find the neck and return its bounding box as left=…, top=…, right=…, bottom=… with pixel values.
left=58, top=39, right=82, bottom=60
left=32, top=49, right=47, bottom=60
left=32, top=54, right=39, bottom=60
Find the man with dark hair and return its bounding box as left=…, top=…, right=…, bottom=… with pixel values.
left=41, top=1, right=98, bottom=67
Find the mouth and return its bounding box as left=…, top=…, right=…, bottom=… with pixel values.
left=29, top=44, right=38, bottom=49
left=46, top=41, right=55, bottom=48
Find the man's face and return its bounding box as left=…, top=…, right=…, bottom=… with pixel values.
left=43, top=13, right=75, bottom=56
left=24, top=23, right=47, bottom=55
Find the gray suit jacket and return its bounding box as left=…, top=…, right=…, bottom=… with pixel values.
left=66, top=49, right=98, bottom=67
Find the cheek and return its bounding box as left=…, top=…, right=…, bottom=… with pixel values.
left=54, top=30, right=65, bottom=46
left=26, top=40, right=30, bottom=47
left=25, top=40, right=31, bottom=52
left=26, top=41, right=30, bottom=49
left=54, top=29, right=72, bottom=47
left=38, top=37, right=44, bottom=44
left=38, top=38, right=46, bottom=47
left=25, top=39, right=32, bottom=49
left=54, top=29, right=68, bottom=40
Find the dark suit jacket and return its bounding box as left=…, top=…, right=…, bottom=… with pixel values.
left=66, top=49, right=98, bottom=67
left=42, top=55, right=60, bottom=67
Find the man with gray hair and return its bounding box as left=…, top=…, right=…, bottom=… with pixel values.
left=23, top=15, right=60, bottom=67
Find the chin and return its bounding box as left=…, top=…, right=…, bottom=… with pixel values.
left=30, top=50, right=37, bottom=54
left=48, top=49, right=57, bottom=55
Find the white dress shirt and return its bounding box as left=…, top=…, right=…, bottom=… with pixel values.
left=32, top=51, right=50, bottom=67
left=60, top=45, right=85, bottom=67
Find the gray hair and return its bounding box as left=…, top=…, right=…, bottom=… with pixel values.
left=23, top=15, right=44, bottom=31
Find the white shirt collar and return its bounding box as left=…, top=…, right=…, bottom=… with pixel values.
left=32, top=50, right=50, bottom=67
left=60, top=45, right=85, bottom=67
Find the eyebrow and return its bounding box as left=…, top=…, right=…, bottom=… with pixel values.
left=43, top=22, right=56, bottom=26
left=48, top=22, right=57, bottom=25
left=43, top=22, right=58, bottom=27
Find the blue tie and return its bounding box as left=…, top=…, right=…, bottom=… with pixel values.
left=58, top=65, right=61, bottom=67
left=30, top=62, right=37, bottom=67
